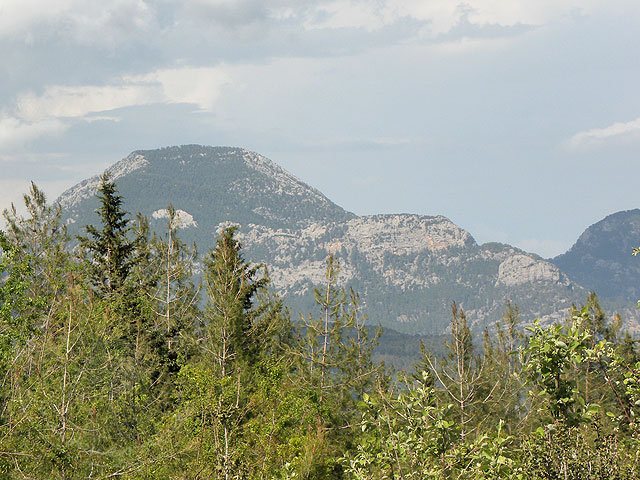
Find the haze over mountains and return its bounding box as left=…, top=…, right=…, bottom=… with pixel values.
left=57, top=145, right=640, bottom=335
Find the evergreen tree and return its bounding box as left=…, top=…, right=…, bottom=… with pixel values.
left=296, top=255, right=381, bottom=477
left=202, top=225, right=269, bottom=375
left=139, top=205, right=200, bottom=388
left=149, top=226, right=283, bottom=478
left=76, top=177, right=173, bottom=449
left=150, top=205, right=199, bottom=355
left=477, top=302, right=526, bottom=434
left=426, top=302, right=488, bottom=440
left=77, top=174, right=137, bottom=298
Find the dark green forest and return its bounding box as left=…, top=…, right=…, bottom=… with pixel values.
left=1, top=178, right=639, bottom=479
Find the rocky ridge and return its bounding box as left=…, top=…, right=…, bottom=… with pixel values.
left=57, top=145, right=626, bottom=335
left=239, top=214, right=583, bottom=334
left=59, top=153, right=149, bottom=211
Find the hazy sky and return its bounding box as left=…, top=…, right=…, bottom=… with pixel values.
left=2, top=0, right=639, bottom=257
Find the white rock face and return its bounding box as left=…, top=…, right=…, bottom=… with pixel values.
left=152, top=209, right=198, bottom=229
left=268, top=259, right=357, bottom=294
left=342, top=215, right=473, bottom=256
left=239, top=214, right=475, bottom=291
left=241, top=150, right=329, bottom=203
left=58, top=153, right=149, bottom=209
left=497, top=254, right=567, bottom=286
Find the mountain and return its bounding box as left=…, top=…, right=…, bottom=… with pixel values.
left=60, top=145, right=354, bottom=244
left=239, top=215, right=584, bottom=334
left=552, top=209, right=640, bottom=304
left=58, top=145, right=591, bottom=335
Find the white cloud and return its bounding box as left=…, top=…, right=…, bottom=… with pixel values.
left=83, top=115, right=122, bottom=123
left=567, top=117, right=640, bottom=150
left=15, top=85, right=158, bottom=123
left=303, top=0, right=605, bottom=36
left=134, top=67, right=232, bottom=111
left=15, top=66, right=231, bottom=122
left=171, top=0, right=610, bottom=41
left=0, top=114, right=66, bottom=150
left=4, top=0, right=637, bottom=55
left=304, top=1, right=395, bottom=32
left=0, top=0, right=155, bottom=45
left=0, top=66, right=232, bottom=149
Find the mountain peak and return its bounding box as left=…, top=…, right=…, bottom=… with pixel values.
left=58, top=145, right=355, bottom=236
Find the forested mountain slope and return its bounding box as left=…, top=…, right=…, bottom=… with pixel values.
left=59, top=145, right=354, bottom=241
left=58, top=145, right=628, bottom=334
left=552, top=209, right=640, bottom=303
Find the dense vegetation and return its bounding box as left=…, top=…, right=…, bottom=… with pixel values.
left=1, top=179, right=639, bottom=479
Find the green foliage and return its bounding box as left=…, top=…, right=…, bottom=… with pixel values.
left=2, top=179, right=640, bottom=478
left=78, top=174, right=139, bottom=297
left=343, top=373, right=523, bottom=480
left=2, top=181, right=69, bottom=305
left=523, top=314, right=592, bottom=425
left=147, top=204, right=200, bottom=370
left=425, top=303, right=493, bottom=439
left=635, top=245, right=640, bottom=306
left=202, top=225, right=269, bottom=372
left=343, top=372, right=458, bottom=479
left=294, top=255, right=382, bottom=477
left=0, top=231, right=35, bottom=369
left=520, top=418, right=637, bottom=479
left=143, top=226, right=299, bottom=478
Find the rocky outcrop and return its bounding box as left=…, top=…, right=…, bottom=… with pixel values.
left=151, top=208, right=198, bottom=229
left=239, top=215, right=585, bottom=334
left=497, top=254, right=568, bottom=287
left=58, top=153, right=148, bottom=209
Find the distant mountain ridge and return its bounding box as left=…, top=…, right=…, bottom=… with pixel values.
left=552, top=209, right=640, bottom=304
left=57, top=145, right=637, bottom=335
left=239, top=214, right=584, bottom=334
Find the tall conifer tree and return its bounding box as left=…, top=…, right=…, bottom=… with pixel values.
left=77, top=174, right=137, bottom=297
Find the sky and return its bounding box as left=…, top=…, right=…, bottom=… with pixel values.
left=1, top=0, right=640, bottom=258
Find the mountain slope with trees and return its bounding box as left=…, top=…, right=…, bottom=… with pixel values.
left=59, top=145, right=355, bottom=242
left=241, top=215, right=585, bottom=334
left=57, top=145, right=600, bottom=335
left=552, top=209, right=640, bottom=303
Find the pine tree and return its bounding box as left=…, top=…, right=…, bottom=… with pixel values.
left=296, top=255, right=381, bottom=477
left=167, top=226, right=272, bottom=478
left=202, top=225, right=269, bottom=375
left=144, top=205, right=200, bottom=378
left=77, top=174, right=137, bottom=298
left=426, top=302, right=488, bottom=440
